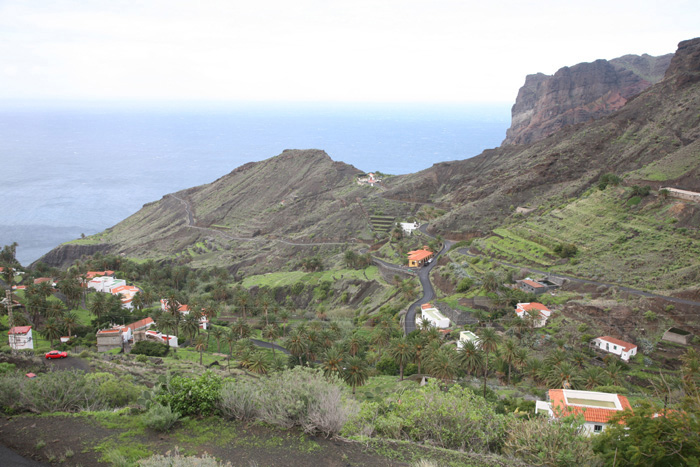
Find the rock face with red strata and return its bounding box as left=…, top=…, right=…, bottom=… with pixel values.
left=502, top=53, right=673, bottom=146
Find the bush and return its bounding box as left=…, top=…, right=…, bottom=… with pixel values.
left=0, top=370, right=104, bottom=413
left=131, top=341, right=169, bottom=357
left=155, top=371, right=222, bottom=416
left=135, top=354, right=149, bottom=363
left=627, top=196, right=642, bottom=206
left=456, top=277, right=474, bottom=292
left=553, top=243, right=578, bottom=258
left=344, top=380, right=506, bottom=451
left=139, top=449, right=231, bottom=467
left=218, top=367, right=356, bottom=437
left=598, top=173, right=621, bottom=190
left=143, top=403, right=184, bottom=432
left=86, top=372, right=141, bottom=407
left=0, top=362, right=16, bottom=375
left=503, top=415, right=600, bottom=466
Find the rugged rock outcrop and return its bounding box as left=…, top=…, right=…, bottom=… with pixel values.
left=502, top=53, right=672, bottom=146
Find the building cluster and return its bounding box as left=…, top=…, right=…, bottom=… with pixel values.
left=96, top=316, right=178, bottom=352
left=356, top=172, right=382, bottom=186
left=87, top=271, right=140, bottom=309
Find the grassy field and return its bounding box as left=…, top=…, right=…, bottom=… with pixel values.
left=242, top=266, right=381, bottom=288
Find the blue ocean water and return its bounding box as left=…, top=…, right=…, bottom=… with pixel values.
left=0, top=101, right=511, bottom=265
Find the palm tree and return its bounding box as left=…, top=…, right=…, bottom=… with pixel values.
left=388, top=337, right=414, bottom=381
left=418, top=317, right=433, bottom=331
left=286, top=329, right=308, bottom=366
left=278, top=309, right=290, bottom=336
left=165, top=293, right=183, bottom=338
left=258, top=291, right=274, bottom=327
left=157, top=313, right=177, bottom=350
left=224, top=328, right=237, bottom=371
left=343, top=356, right=369, bottom=394
left=347, top=334, right=364, bottom=357
left=89, top=292, right=107, bottom=319
left=248, top=352, right=270, bottom=375
left=235, top=289, right=250, bottom=319
left=479, top=327, right=500, bottom=397
left=526, top=357, right=544, bottom=385
left=546, top=361, right=579, bottom=389
left=426, top=347, right=458, bottom=382
left=194, top=334, right=208, bottom=366
left=321, top=346, right=345, bottom=378
left=501, top=338, right=518, bottom=385
left=582, top=365, right=607, bottom=389
left=181, top=313, right=200, bottom=342
left=457, top=340, right=484, bottom=377
left=211, top=327, right=225, bottom=352
left=411, top=336, right=426, bottom=375
left=42, top=318, right=62, bottom=348
left=62, top=311, right=78, bottom=338
left=262, top=324, right=280, bottom=354
left=231, top=319, right=250, bottom=339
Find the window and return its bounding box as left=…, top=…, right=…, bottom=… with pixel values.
left=613, top=345, right=617, bottom=350
left=594, top=425, right=603, bottom=433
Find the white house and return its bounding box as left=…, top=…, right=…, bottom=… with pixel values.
left=8, top=326, right=33, bottom=350
left=111, top=285, right=140, bottom=309
left=420, top=303, right=450, bottom=329
left=536, top=389, right=631, bottom=435
left=400, top=222, right=419, bottom=235
left=515, top=302, right=552, bottom=328
left=88, top=276, right=126, bottom=293
left=592, top=336, right=638, bottom=361
left=145, top=329, right=178, bottom=347
left=457, top=330, right=479, bottom=349
left=160, top=299, right=208, bottom=330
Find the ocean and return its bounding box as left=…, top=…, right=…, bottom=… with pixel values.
left=0, top=101, right=511, bottom=265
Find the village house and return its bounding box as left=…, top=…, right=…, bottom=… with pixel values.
left=85, top=270, right=115, bottom=279
left=420, top=303, right=450, bottom=329
left=96, top=328, right=124, bottom=352
left=515, top=302, right=552, bottom=328
left=8, top=326, right=33, bottom=350
left=516, top=278, right=549, bottom=295
left=111, top=285, right=140, bottom=309
left=399, top=222, right=419, bottom=236
left=536, top=389, right=632, bottom=435
left=144, top=329, right=178, bottom=347
left=88, top=276, right=127, bottom=293
left=591, top=336, right=638, bottom=361
left=457, top=330, right=479, bottom=349
left=407, top=248, right=434, bottom=268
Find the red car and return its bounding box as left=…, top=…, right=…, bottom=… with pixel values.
left=45, top=350, right=67, bottom=359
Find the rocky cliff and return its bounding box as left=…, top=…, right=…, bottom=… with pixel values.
left=502, top=52, right=673, bottom=146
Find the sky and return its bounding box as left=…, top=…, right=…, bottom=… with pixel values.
left=0, top=0, right=698, bottom=104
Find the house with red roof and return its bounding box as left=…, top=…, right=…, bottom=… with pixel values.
left=160, top=299, right=208, bottom=330
left=86, top=270, right=115, bottom=279
left=536, top=389, right=632, bottom=434
left=96, top=328, right=124, bottom=352
left=515, top=302, right=552, bottom=328
left=407, top=248, right=434, bottom=268
left=592, top=336, right=638, bottom=361
left=8, top=326, right=33, bottom=350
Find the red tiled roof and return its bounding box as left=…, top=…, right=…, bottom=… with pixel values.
left=126, top=317, right=154, bottom=331
left=421, top=303, right=433, bottom=310
left=97, top=329, right=122, bottom=334
left=86, top=270, right=115, bottom=279
left=408, top=249, right=433, bottom=261
left=9, top=326, right=32, bottom=334
left=518, top=302, right=550, bottom=312
left=549, top=389, right=632, bottom=423
left=521, top=279, right=545, bottom=288
left=597, top=336, right=637, bottom=352
left=34, top=277, right=52, bottom=284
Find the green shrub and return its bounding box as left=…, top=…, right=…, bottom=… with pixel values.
left=553, top=243, right=578, bottom=258
left=136, top=354, right=149, bottom=363
left=155, top=371, right=222, bottom=416
left=456, top=277, right=474, bottom=292
left=143, top=403, right=184, bottom=432
left=131, top=341, right=169, bottom=357
left=0, top=370, right=104, bottom=413
left=598, top=173, right=621, bottom=190
left=627, top=196, right=642, bottom=206
left=503, top=415, right=600, bottom=466
left=344, top=380, right=506, bottom=452
left=139, top=449, right=231, bottom=467
left=0, top=362, right=16, bottom=375
left=86, top=372, right=141, bottom=407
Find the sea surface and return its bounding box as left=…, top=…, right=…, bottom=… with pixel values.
left=0, top=101, right=511, bottom=265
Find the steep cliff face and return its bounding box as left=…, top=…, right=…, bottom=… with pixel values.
left=502, top=53, right=673, bottom=146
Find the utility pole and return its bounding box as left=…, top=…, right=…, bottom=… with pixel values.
left=6, top=288, right=16, bottom=354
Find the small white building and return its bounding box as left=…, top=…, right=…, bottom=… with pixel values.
left=457, top=330, right=479, bottom=349
left=145, top=330, right=178, bottom=347
left=592, top=336, right=638, bottom=361
left=88, top=276, right=126, bottom=293
left=111, top=285, right=140, bottom=309
left=399, top=222, right=419, bottom=235
left=420, top=303, right=450, bottom=329
left=515, top=302, right=552, bottom=328
left=536, top=389, right=631, bottom=435
left=8, top=326, right=33, bottom=350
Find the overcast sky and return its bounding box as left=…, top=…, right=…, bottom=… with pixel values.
left=1, top=0, right=698, bottom=104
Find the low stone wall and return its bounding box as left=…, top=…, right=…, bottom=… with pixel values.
left=436, top=302, right=479, bottom=326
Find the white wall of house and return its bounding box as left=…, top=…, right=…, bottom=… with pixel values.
left=8, top=328, right=33, bottom=350
left=593, top=338, right=637, bottom=361
left=457, top=330, right=479, bottom=349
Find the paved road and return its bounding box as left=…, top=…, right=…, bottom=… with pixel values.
left=250, top=338, right=290, bottom=355
left=404, top=240, right=454, bottom=334
left=455, top=248, right=700, bottom=308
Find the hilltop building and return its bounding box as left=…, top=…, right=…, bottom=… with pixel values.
left=515, top=302, right=552, bottom=328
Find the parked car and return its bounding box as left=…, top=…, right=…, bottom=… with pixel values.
left=45, top=350, right=67, bottom=359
